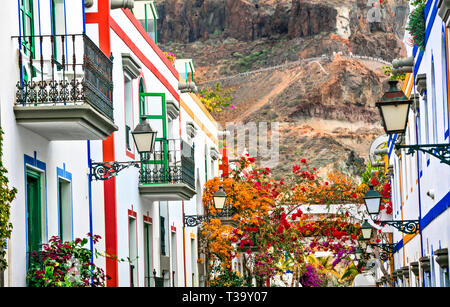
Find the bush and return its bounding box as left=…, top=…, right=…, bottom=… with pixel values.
left=27, top=235, right=108, bottom=287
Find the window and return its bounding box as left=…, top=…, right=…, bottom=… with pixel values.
left=143, top=220, right=153, bottom=287
left=20, top=0, right=35, bottom=57
left=431, top=58, right=439, bottom=143
left=57, top=178, right=72, bottom=242
left=191, top=238, right=196, bottom=287
left=124, top=74, right=133, bottom=152
left=26, top=168, right=44, bottom=254
left=171, top=231, right=177, bottom=287
left=128, top=216, right=137, bottom=287
left=160, top=216, right=166, bottom=256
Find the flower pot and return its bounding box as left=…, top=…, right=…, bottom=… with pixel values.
left=434, top=248, right=448, bottom=269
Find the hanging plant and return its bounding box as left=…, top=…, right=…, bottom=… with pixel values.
left=406, top=2, right=426, bottom=51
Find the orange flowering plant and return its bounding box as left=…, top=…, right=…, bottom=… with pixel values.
left=200, top=155, right=365, bottom=287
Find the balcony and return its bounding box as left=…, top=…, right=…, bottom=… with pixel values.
left=14, top=34, right=118, bottom=140
left=139, top=139, right=196, bottom=201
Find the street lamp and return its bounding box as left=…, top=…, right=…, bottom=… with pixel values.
left=212, top=186, right=227, bottom=211
left=90, top=116, right=157, bottom=180
left=376, top=80, right=412, bottom=135
left=184, top=186, right=233, bottom=227
left=363, top=185, right=382, bottom=216
left=361, top=220, right=374, bottom=241
left=131, top=116, right=157, bottom=154
left=376, top=80, right=450, bottom=165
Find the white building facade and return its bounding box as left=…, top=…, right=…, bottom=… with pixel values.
left=0, top=0, right=220, bottom=287
left=384, top=0, right=450, bottom=287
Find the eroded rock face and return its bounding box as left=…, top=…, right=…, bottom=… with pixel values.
left=153, top=0, right=409, bottom=179
left=154, top=0, right=409, bottom=45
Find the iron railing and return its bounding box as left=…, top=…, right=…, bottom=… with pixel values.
left=15, top=33, right=114, bottom=121
left=139, top=139, right=195, bottom=189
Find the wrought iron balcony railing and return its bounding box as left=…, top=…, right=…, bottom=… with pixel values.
left=15, top=33, right=114, bottom=121
left=139, top=139, right=195, bottom=190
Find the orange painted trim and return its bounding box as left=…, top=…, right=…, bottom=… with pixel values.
left=180, top=99, right=218, bottom=145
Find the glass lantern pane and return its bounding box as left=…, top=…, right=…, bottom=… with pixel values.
left=365, top=197, right=381, bottom=214
left=380, top=103, right=409, bottom=133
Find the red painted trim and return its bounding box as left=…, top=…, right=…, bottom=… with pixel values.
left=144, top=216, right=153, bottom=224
left=128, top=209, right=137, bottom=218
left=110, top=17, right=180, bottom=103
left=121, top=8, right=180, bottom=79
left=171, top=225, right=176, bottom=232
left=87, top=0, right=118, bottom=287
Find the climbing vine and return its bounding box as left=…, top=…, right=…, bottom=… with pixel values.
left=0, top=128, right=17, bottom=271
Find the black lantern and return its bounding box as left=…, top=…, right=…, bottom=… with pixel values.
left=358, top=236, right=369, bottom=250
left=375, top=80, right=413, bottom=135
left=363, top=185, right=382, bottom=216
left=131, top=116, right=157, bottom=154
left=213, top=186, right=227, bottom=211
left=361, top=219, right=374, bottom=240
left=355, top=248, right=364, bottom=260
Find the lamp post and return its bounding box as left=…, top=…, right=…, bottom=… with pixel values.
left=376, top=80, right=450, bottom=165
left=184, top=186, right=231, bottom=227
left=90, top=116, right=157, bottom=180
left=362, top=185, right=419, bottom=235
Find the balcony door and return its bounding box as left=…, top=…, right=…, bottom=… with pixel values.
left=139, top=87, right=169, bottom=184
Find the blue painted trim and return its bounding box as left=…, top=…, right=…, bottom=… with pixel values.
left=414, top=50, right=424, bottom=77
left=427, top=159, right=430, bottom=166
left=425, top=0, right=438, bottom=48
left=37, top=0, right=41, bottom=35
left=87, top=140, right=94, bottom=264
left=17, top=0, right=23, bottom=86
left=24, top=151, right=48, bottom=268
left=424, top=0, right=433, bottom=21
left=82, top=0, right=86, bottom=33
left=393, top=190, right=450, bottom=255
left=388, top=134, right=398, bottom=159
left=413, top=45, right=419, bottom=58
left=421, top=190, right=450, bottom=229
left=56, top=163, right=73, bottom=241
left=446, top=129, right=449, bottom=139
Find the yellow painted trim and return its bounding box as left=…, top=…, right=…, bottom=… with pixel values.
left=402, top=73, right=412, bottom=93
left=180, top=98, right=219, bottom=146
left=403, top=233, right=416, bottom=245
left=190, top=233, right=195, bottom=239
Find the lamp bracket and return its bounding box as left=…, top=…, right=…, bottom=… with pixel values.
left=184, top=208, right=235, bottom=227
left=395, top=143, right=450, bottom=165
left=370, top=243, right=396, bottom=254
left=90, top=160, right=141, bottom=181
left=378, top=220, right=419, bottom=234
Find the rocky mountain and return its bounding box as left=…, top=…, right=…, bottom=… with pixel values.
left=154, top=0, right=410, bottom=180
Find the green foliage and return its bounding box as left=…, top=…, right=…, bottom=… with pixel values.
left=198, top=82, right=233, bottom=113
left=233, top=49, right=270, bottom=72
left=0, top=128, right=17, bottom=271
left=382, top=65, right=406, bottom=81
left=406, top=2, right=426, bottom=51
left=27, top=235, right=110, bottom=287
left=209, top=266, right=253, bottom=287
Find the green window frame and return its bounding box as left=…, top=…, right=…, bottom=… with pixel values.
left=20, top=0, right=35, bottom=57
left=26, top=169, right=43, bottom=254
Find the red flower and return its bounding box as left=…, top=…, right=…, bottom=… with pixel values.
left=301, top=158, right=307, bottom=164
left=352, top=192, right=358, bottom=199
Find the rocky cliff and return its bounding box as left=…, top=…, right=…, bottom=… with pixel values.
left=155, top=0, right=409, bottom=179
